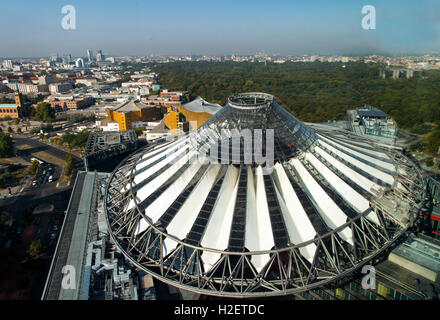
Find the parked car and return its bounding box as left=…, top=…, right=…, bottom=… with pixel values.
left=48, top=176, right=53, bottom=183
left=50, top=233, right=57, bottom=240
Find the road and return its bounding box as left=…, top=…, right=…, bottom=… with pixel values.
left=0, top=136, right=84, bottom=299
left=13, top=135, right=82, bottom=162
left=1, top=136, right=83, bottom=242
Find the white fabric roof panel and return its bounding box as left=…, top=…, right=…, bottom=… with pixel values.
left=134, top=161, right=204, bottom=236
left=331, top=135, right=373, bottom=148
left=119, top=139, right=187, bottom=193
left=132, top=144, right=190, bottom=187
left=326, top=136, right=391, bottom=160
left=319, top=135, right=396, bottom=172
left=121, top=139, right=189, bottom=191
left=318, top=139, right=395, bottom=186
left=365, top=210, right=380, bottom=225
left=134, top=138, right=188, bottom=173
left=305, top=152, right=370, bottom=214
left=127, top=150, right=197, bottom=212
left=290, top=158, right=354, bottom=245
left=305, top=152, right=381, bottom=226
left=163, top=164, right=222, bottom=255
left=245, top=166, right=274, bottom=272
left=272, top=163, right=317, bottom=263
left=314, top=146, right=379, bottom=195
left=201, top=166, right=240, bottom=272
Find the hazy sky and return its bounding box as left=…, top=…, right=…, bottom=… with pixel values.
left=1, top=0, right=439, bottom=58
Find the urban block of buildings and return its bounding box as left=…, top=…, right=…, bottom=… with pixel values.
left=43, top=96, right=95, bottom=112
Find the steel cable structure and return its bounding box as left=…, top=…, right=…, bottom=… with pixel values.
left=105, top=92, right=424, bottom=297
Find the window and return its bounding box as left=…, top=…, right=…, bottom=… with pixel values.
left=389, top=288, right=396, bottom=298
left=347, top=293, right=356, bottom=300
left=377, top=282, right=389, bottom=298
left=335, top=288, right=344, bottom=299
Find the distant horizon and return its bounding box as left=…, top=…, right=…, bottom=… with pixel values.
left=1, top=0, right=439, bottom=58
left=2, top=52, right=440, bottom=61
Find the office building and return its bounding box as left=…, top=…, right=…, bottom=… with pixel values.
left=49, top=82, right=73, bottom=94
left=3, top=60, right=13, bottom=70
left=87, top=49, right=93, bottom=62
left=106, top=100, right=162, bottom=130
left=164, top=96, right=222, bottom=132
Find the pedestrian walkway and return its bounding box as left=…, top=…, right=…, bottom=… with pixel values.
left=0, top=175, right=31, bottom=205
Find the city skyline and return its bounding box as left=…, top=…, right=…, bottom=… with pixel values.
left=1, top=0, right=440, bottom=58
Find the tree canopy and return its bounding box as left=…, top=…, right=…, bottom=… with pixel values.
left=152, top=61, right=440, bottom=131
left=0, top=133, right=14, bottom=158
left=151, top=61, right=440, bottom=155
left=65, top=153, right=74, bottom=176
left=61, top=130, right=90, bottom=149
left=32, top=102, right=56, bottom=123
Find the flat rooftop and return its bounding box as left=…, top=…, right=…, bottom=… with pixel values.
left=84, top=130, right=137, bottom=157
left=110, top=100, right=154, bottom=113
left=357, top=108, right=390, bottom=119
left=42, top=171, right=110, bottom=300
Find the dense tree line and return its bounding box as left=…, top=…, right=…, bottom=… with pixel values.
left=152, top=61, right=440, bottom=130
left=32, top=102, right=56, bottom=123
left=61, top=130, right=90, bottom=149
left=151, top=61, right=440, bottom=155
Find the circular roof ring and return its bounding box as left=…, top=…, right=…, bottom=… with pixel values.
left=228, top=92, right=274, bottom=109
left=105, top=92, right=424, bottom=297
